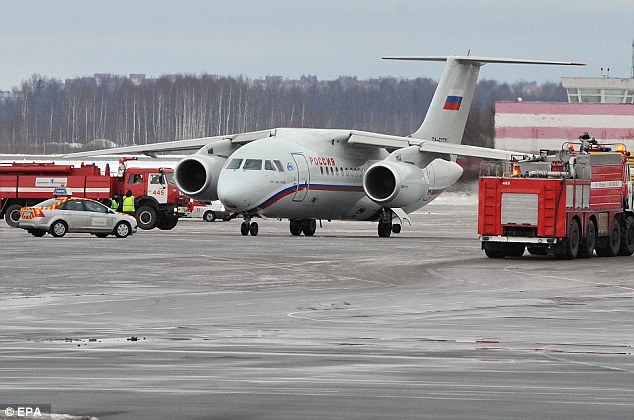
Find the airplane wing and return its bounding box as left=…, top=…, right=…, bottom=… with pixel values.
left=347, top=130, right=533, bottom=160
left=64, top=129, right=275, bottom=158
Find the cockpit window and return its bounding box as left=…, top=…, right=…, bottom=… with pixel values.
left=264, top=160, right=276, bottom=171
left=273, top=160, right=284, bottom=172
left=226, top=159, right=243, bottom=170
left=243, top=159, right=262, bottom=170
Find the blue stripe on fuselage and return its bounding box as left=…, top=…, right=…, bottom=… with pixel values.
left=254, top=184, right=446, bottom=211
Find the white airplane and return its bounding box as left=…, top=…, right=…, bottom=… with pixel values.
left=68, top=55, right=584, bottom=237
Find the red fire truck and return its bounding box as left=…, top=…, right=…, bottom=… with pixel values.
left=478, top=138, right=634, bottom=259
left=0, top=158, right=189, bottom=230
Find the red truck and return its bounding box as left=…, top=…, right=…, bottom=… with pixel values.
left=478, top=138, right=634, bottom=259
left=0, top=158, right=188, bottom=230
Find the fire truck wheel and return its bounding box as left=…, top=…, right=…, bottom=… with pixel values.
left=203, top=211, right=216, bottom=222
left=618, top=215, right=634, bottom=256
left=50, top=220, right=68, bottom=238
left=483, top=242, right=506, bottom=258
left=5, top=204, right=23, bottom=228
left=114, top=221, right=132, bottom=238
left=136, top=205, right=158, bottom=230
left=555, top=219, right=580, bottom=260
left=578, top=219, right=596, bottom=259
left=596, top=219, right=621, bottom=257
left=527, top=246, right=547, bottom=256
left=505, top=243, right=525, bottom=257
left=156, top=216, right=178, bottom=230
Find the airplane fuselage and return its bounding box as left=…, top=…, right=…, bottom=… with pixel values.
left=217, top=128, right=454, bottom=222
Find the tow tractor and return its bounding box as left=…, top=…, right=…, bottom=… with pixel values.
left=478, top=135, right=634, bottom=259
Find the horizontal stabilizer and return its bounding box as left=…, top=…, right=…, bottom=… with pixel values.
left=383, top=56, right=585, bottom=67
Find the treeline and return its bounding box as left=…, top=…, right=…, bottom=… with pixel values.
left=0, top=73, right=566, bottom=153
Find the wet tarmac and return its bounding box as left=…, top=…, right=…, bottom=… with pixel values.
left=1, top=193, right=633, bottom=419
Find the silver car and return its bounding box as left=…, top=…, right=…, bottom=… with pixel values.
left=18, top=197, right=138, bottom=238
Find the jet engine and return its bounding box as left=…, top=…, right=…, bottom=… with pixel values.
left=363, top=161, right=429, bottom=208
left=174, top=154, right=227, bottom=201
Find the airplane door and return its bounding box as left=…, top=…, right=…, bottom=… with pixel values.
left=291, top=153, right=310, bottom=202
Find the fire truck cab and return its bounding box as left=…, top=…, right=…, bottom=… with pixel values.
left=478, top=137, right=634, bottom=259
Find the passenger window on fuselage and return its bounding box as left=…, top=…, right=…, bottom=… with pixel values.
left=264, top=160, right=276, bottom=171
left=243, top=159, right=262, bottom=170
left=226, top=159, right=243, bottom=170
left=273, top=160, right=284, bottom=172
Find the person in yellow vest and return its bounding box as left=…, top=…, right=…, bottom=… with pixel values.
left=122, top=189, right=135, bottom=215
left=110, top=193, right=120, bottom=211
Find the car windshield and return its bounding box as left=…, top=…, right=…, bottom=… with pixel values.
left=33, top=198, right=62, bottom=208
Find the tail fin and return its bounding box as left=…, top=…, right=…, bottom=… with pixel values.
left=383, top=56, right=584, bottom=144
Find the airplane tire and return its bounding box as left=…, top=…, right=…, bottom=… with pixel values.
left=240, top=221, right=250, bottom=236
left=249, top=222, right=259, bottom=236
left=289, top=220, right=302, bottom=236
left=302, top=219, right=316, bottom=236
left=392, top=224, right=401, bottom=234
left=156, top=216, right=179, bottom=230
left=378, top=222, right=391, bottom=237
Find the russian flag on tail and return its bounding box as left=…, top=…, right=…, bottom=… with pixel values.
left=443, top=89, right=464, bottom=110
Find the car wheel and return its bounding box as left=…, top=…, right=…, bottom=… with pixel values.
left=203, top=211, right=216, bottom=222
left=114, top=221, right=131, bottom=238
left=50, top=220, right=68, bottom=237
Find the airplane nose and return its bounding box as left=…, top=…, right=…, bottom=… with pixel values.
left=217, top=179, right=254, bottom=212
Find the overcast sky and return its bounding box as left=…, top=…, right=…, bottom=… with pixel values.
left=1, top=0, right=633, bottom=90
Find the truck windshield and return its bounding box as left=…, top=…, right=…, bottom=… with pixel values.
left=165, top=173, right=175, bottom=184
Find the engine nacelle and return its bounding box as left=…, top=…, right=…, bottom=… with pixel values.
left=363, top=161, right=429, bottom=208
left=174, top=154, right=227, bottom=201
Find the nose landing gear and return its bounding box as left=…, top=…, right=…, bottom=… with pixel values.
left=377, top=208, right=402, bottom=237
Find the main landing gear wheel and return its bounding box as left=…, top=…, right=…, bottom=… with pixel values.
left=241, top=221, right=258, bottom=236
left=289, top=219, right=317, bottom=236
left=289, top=219, right=302, bottom=236
left=302, top=219, right=316, bottom=236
